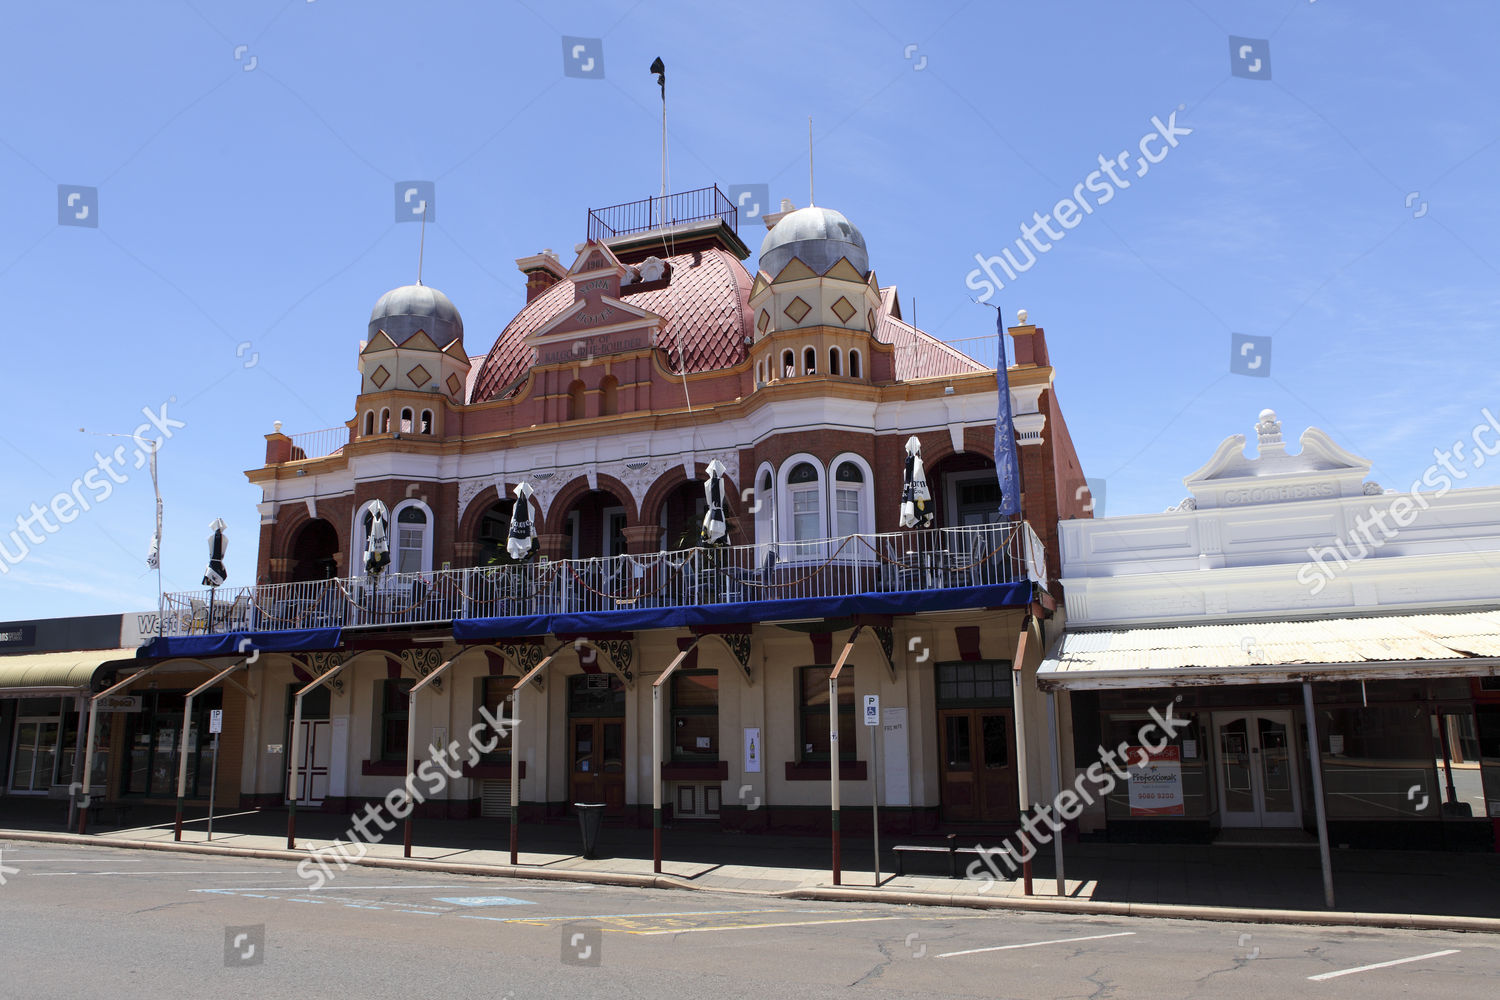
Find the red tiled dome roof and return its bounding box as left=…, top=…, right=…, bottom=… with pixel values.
left=470, top=247, right=754, bottom=403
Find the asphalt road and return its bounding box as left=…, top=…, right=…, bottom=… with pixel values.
left=0, top=838, right=1494, bottom=999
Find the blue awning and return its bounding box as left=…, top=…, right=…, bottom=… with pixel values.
left=453, top=582, right=1032, bottom=641
left=138, top=628, right=343, bottom=660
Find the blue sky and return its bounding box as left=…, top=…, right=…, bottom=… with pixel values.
left=2, top=0, right=1497, bottom=619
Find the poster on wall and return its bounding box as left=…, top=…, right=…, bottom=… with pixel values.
left=1126, top=745, right=1184, bottom=816
left=743, top=727, right=761, bottom=773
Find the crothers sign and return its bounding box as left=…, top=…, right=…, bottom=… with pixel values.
left=537, top=329, right=652, bottom=365
left=1222, top=482, right=1336, bottom=504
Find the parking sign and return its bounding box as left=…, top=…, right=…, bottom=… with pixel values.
left=209, top=709, right=223, bottom=734
left=863, top=695, right=879, bottom=726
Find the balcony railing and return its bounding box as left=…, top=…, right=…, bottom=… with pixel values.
left=156, top=522, right=1047, bottom=638
left=287, top=426, right=348, bottom=461
left=587, top=185, right=738, bottom=242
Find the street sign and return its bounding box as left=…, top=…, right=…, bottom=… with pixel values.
left=209, top=709, right=224, bottom=734
left=863, top=694, right=880, bottom=726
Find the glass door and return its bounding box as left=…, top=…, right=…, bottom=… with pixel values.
left=1214, top=711, right=1302, bottom=828
left=8, top=720, right=60, bottom=793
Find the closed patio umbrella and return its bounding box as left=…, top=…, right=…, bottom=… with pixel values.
left=202, top=518, right=228, bottom=586
left=507, top=482, right=537, bottom=561
left=701, top=459, right=728, bottom=545
left=900, top=436, right=933, bottom=528
left=365, top=501, right=391, bottom=577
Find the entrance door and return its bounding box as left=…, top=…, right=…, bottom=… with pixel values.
left=8, top=719, right=60, bottom=793
left=570, top=718, right=626, bottom=815
left=937, top=708, right=1017, bottom=823
left=295, top=720, right=331, bottom=806
left=1214, top=711, right=1301, bottom=828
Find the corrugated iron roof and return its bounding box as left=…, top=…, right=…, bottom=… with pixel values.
left=470, top=247, right=753, bottom=402
left=1039, top=609, right=1500, bottom=687
left=0, top=649, right=136, bottom=691
left=874, top=287, right=990, bottom=381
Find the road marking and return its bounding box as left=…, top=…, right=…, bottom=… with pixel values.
left=34, top=869, right=270, bottom=875
left=196, top=884, right=490, bottom=892
left=938, top=931, right=1137, bottom=958
left=433, top=896, right=534, bottom=907
left=631, top=915, right=909, bottom=935
left=1307, top=950, right=1460, bottom=981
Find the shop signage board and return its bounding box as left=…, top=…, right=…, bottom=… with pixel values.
left=1126, top=745, right=1185, bottom=816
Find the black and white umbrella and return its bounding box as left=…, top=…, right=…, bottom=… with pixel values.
left=701, top=459, right=728, bottom=545
left=364, top=501, right=391, bottom=577
left=506, top=482, right=537, bottom=561
left=202, top=518, right=228, bottom=587
left=900, top=436, right=934, bottom=529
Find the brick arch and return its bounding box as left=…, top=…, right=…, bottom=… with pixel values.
left=543, top=473, right=639, bottom=535
left=273, top=504, right=347, bottom=566
left=915, top=431, right=994, bottom=470
left=638, top=463, right=742, bottom=530
left=457, top=484, right=507, bottom=541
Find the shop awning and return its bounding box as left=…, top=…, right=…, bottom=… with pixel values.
left=1037, top=609, right=1500, bottom=690
left=137, top=628, right=343, bottom=660
left=0, top=649, right=140, bottom=694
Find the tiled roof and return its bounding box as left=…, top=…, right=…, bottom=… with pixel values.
left=875, top=287, right=990, bottom=381
left=470, top=247, right=754, bottom=403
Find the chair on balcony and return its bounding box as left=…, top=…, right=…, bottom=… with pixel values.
left=189, top=599, right=211, bottom=634
left=219, top=593, right=252, bottom=632
left=723, top=548, right=778, bottom=604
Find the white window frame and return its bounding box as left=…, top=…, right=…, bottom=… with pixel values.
left=777, top=453, right=827, bottom=556
left=752, top=461, right=776, bottom=558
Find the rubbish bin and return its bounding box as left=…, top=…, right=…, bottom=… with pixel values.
left=574, top=802, right=607, bottom=860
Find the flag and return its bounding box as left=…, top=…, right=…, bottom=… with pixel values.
left=146, top=444, right=162, bottom=570
left=649, top=57, right=665, bottom=98
left=994, top=309, right=1022, bottom=518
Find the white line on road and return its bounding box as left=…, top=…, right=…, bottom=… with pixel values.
left=33, top=870, right=271, bottom=876
left=1308, top=950, right=1460, bottom=981
left=938, top=931, right=1137, bottom=958
left=633, top=916, right=910, bottom=935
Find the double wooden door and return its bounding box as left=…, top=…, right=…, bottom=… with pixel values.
left=569, top=717, right=626, bottom=815
left=937, top=708, right=1018, bottom=823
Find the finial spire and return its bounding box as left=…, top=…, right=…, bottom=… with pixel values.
left=808, top=115, right=815, bottom=206
left=416, top=203, right=427, bottom=285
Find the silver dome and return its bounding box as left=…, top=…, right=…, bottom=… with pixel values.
left=368, top=283, right=464, bottom=347
left=758, top=206, right=869, bottom=278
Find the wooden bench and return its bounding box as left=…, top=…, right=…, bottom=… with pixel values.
left=892, top=836, right=1016, bottom=880
left=47, top=786, right=132, bottom=827
left=892, top=843, right=958, bottom=877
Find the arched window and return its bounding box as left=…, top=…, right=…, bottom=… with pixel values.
left=600, top=375, right=618, bottom=416
left=400, top=408, right=414, bottom=434
left=788, top=461, right=820, bottom=541
left=420, top=409, right=433, bottom=435
left=379, top=408, right=391, bottom=433
left=782, top=349, right=795, bottom=378
left=755, top=360, right=765, bottom=384
left=828, top=347, right=842, bottom=376
left=803, top=347, right=816, bottom=375
left=568, top=379, right=586, bottom=420
left=833, top=461, right=864, bottom=537
left=363, top=411, right=374, bottom=436
left=849, top=349, right=862, bottom=379
left=395, top=505, right=427, bottom=573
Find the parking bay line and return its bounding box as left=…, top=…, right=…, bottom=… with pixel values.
left=938, top=931, right=1137, bottom=958
left=1307, top=950, right=1461, bottom=982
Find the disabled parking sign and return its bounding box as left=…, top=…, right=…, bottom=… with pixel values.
left=863, top=695, right=880, bottom=726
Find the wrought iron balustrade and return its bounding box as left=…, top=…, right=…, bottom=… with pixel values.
left=156, top=521, right=1046, bottom=638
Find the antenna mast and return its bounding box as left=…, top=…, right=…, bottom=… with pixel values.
left=808, top=116, right=815, bottom=206
left=417, top=204, right=427, bottom=285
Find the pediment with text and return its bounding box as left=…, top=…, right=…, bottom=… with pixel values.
left=526, top=241, right=665, bottom=365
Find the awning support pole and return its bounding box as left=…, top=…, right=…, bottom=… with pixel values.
left=1012, top=621, right=1032, bottom=896
left=287, top=659, right=350, bottom=849
left=176, top=657, right=251, bottom=841
left=652, top=637, right=706, bottom=874
left=79, top=662, right=167, bottom=835
left=509, top=641, right=571, bottom=865
left=404, top=657, right=458, bottom=859
left=1046, top=689, right=1065, bottom=897
left=1302, top=681, right=1335, bottom=909
left=829, top=624, right=864, bottom=887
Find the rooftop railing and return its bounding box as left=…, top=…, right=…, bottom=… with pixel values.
left=287, top=426, right=348, bottom=461
left=587, top=185, right=738, bottom=242
left=156, top=521, right=1047, bottom=638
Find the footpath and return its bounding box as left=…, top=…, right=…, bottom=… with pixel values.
left=2, top=800, right=1496, bottom=933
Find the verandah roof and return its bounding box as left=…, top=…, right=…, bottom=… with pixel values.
left=1037, top=608, right=1500, bottom=690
